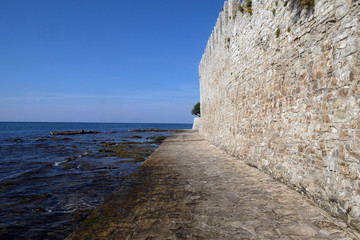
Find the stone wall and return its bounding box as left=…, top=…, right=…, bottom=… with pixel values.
left=199, top=0, right=360, bottom=231
left=192, top=118, right=202, bottom=130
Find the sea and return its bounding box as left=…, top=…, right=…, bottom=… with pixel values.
left=0, top=122, right=192, bottom=239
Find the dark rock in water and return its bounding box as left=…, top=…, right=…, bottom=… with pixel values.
left=102, top=142, right=116, bottom=148
left=146, top=136, right=167, bottom=144
left=36, top=137, right=73, bottom=142
left=50, top=130, right=99, bottom=135
left=128, top=129, right=177, bottom=132
left=54, top=137, right=73, bottom=141
left=131, top=136, right=142, bottom=139
left=7, top=138, right=23, bottom=142
left=36, top=137, right=50, bottom=142
left=99, top=149, right=113, bottom=153
left=146, top=136, right=167, bottom=141
left=63, top=162, right=77, bottom=170
left=97, top=138, right=168, bottom=162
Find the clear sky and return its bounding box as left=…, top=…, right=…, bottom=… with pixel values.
left=0, top=0, right=224, bottom=123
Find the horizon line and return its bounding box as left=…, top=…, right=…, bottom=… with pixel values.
left=0, top=120, right=193, bottom=125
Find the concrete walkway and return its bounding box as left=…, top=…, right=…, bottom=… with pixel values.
left=67, top=131, right=360, bottom=239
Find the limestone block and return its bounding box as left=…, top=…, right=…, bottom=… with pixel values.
left=192, top=118, right=201, bottom=130
left=335, top=0, right=352, bottom=20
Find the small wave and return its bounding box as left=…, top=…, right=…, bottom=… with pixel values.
left=60, top=197, right=101, bottom=213
left=103, top=131, right=118, bottom=133
left=53, top=160, right=67, bottom=167
left=77, top=152, right=88, bottom=158
left=53, top=152, right=88, bottom=167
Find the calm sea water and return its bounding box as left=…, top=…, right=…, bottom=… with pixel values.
left=0, top=122, right=191, bottom=239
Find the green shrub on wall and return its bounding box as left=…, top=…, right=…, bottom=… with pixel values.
left=287, top=0, right=315, bottom=9
left=246, top=0, right=252, bottom=8
left=276, top=27, right=281, bottom=38
left=234, top=0, right=252, bottom=17
left=245, top=0, right=252, bottom=13
left=225, top=37, right=230, bottom=49
left=301, top=0, right=315, bottom=9
left=238, top=5, right=244, bottom=13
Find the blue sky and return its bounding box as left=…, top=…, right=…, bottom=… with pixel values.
left=0, top=0, right=224, bottom=123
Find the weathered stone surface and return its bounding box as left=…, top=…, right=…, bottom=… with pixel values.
left=67, top=131, right=359, bottom=239
left=192, top=117, right=201, bottom=130
left=199, top=0, right=360, bottom=232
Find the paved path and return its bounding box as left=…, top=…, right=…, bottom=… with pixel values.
left=67, top=131, right=359, bottom=239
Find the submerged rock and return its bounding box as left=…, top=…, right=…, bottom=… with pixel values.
left=6, top=138, right=23, bottom=142
left=130, top=135, right=142, bottom=139
left=50, top=130, right=99, bottom=135
left=36, top=137, right=73, bottom=142
left=98, top=136, right=168, bottom=162
left=146, top=136, right=167, bottom=144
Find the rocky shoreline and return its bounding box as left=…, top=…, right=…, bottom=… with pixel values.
left=98, top=135, right=169, bottom=163
left=0, top=128, right=177, bottom=240
left=50, top=130, right=99, bottom=135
